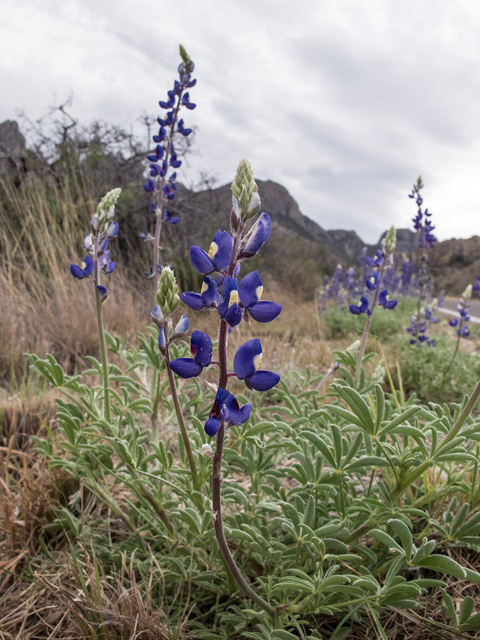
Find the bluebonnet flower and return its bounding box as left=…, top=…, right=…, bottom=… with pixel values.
left=70, top=255, right=94, bottom=279
left=409, top=176, right=437, bottom=250
left=366, top=250, right=384, bottom=267
left=170, top=330, right=213, bottom=378
left=204, top=388, right=251, bottom=437
left=473, top=276, right=480, bottom=298
left=450, top=285, right=472, bottom=355
left=190, top=230, right=233, bottom=275
left=164, top=210, right=179, bottom=224
left=97, top=285, right=108, bottom=303
left=366, top=272, right=379, bottom=291
left=233, top=339, right=280, bottom=391
left=217, top=276, right=242, bottom=327
left=238, top=213, right=271, bottom=259
left=70, top=189, right=121, bottom=303
left=349, top=296, right=371, bottom=315
left=142, top=46, right=196, bottom=281
left=238, top=270, right=282, bottom=323
left=378, top=289, right=397, bottom=310
left=181, top=276, right=220, bottom=311
left=98, top=250, right=115, bottom=275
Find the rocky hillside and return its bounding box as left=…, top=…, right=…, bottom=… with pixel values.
left=0, top=118, right=476, bottom=296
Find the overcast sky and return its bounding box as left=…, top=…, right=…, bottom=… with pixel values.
left=1, top=0, right=479, bottom=243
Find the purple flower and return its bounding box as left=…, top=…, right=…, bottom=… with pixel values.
left=70, top=255, right=94, bottom=279
left=204, top=388, right=252, bottom=437
left=182, top=92, right=196, bottom=110
left=366, top=250, right=384, bottom=267
left=349, top=296, right=370, bottom=315
left=239, top=213, right=271, bottom=259
left=178, top=119, right=192, bottom=136
left=97, top=285, right=108, bottom=303
left=181, top=276, right=219, bottom=311
left=378, top=289, right=397, bottom=310
left=190, top=230, right=233, bottom=275
left=170, top=330, right=213, bottom=378
left=233, top=339, right=280, bottom=391
left=143, top=178, right=156, bottom=193
left=98, top=250, right=115, bottom=275
left=366, top=272, right=379, bottom=291
left=165, top=210, right=179, bottom=224
left=217, top=276, right=242, bottom=327
left=238, top=270, right=282, bottom=323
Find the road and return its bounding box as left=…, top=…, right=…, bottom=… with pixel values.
left=438, top=298, right=480, bottom=324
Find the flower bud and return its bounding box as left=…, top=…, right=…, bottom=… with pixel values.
left=156, top=266, right=180, bottom=316
left=179, top=44, right=194, bottom=74
left=171, top=314, right=189, bottom=341
left=96, top=188, right=122, bottom=225
left=384, top=225, right=396, bottom=256
left=231, top=159, right=260, bottom=222
left=463, top=284, right=473, bottom=300
left=158, top=327, right=166, bottom=354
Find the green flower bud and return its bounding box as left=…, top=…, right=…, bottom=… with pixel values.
left=156, top=266, right=180, bottom=316
left=231, top=159, right=260, bottom=222
left=384, top=225, right=396, bottom=256
left=179, top=44, right=194, bottom=74
left=463, top=284, right=473, bottom=300
left=96, top=188, right=121, bottom=224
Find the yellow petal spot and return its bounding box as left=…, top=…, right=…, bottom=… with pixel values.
left=253, top=352, right=263, bottom=371
left=201, top=280, right=208, bottom=294
left=256, top=285, right=264, bottom=300
left=229, top=290, right=239, bottom=307
left=208, top=241, right=218, bottom=260
left=81, top=261, right=86, bottom=270
left=370, top=277, right=375, bottom=285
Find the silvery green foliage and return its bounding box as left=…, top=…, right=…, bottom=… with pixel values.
left=27, top=338, right=480, bottom=637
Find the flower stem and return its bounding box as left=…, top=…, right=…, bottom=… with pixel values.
left=211, top=318, right=275, bottom=615
left=94, top=261, right=111, bottom=423
left=354, top=262, right=387, bottom=387
left=164, top=344, right=200, bottom=493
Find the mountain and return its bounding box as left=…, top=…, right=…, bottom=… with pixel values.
left=172, top=179, right=473, bottom=296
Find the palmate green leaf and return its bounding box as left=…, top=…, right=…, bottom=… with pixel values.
left=387, top=519, right=413, bottom=561
left=270, top=577, right=314, bottom=594
left=441, top=589, right=457, bottom=624
left=302, top=431, right=336, bottom=467
left=370, top=529, right=404, bottom=554
left=374, top=384, right=385, bottom=432
left=344, top=456, right=387, bottom=472
left=459, top=596, right=475, bottom=625
left=333, top=384, right=375, bottom=434
left=463, top=612, right=480, bottom=631
left=271, top=630, right=300, bottom=640
left=377, top=405, right=421, bottom=434
left=415, top=555, right=467, bottom=578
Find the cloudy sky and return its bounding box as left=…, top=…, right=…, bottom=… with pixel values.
left=1, top=0, right=479, bottom=243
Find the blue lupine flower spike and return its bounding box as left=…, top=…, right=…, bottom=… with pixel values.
left=170, top=330, right=213, bottom=378
left=233, top=339, right=280, bottom=391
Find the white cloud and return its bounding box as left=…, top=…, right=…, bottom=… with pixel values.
left=1, top=0, right=480, bottom=242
